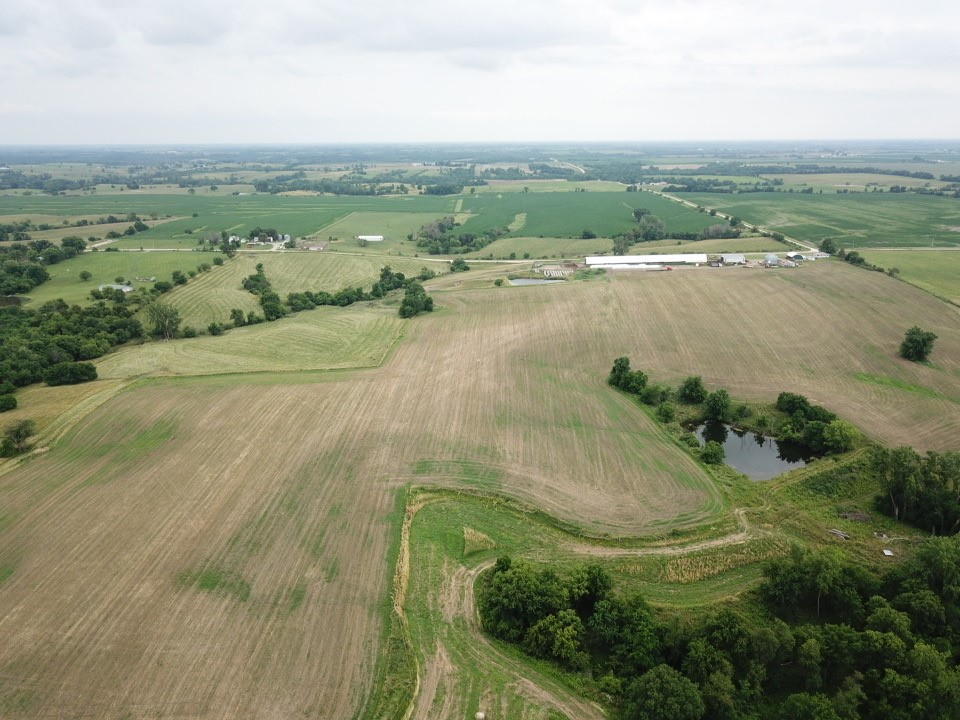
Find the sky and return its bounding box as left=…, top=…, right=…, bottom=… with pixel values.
left=1, top=0, right=959, bottom=144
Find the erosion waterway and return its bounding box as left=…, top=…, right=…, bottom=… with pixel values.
left=696, top=421, right=816, bottom=480
left=508, top=278, right=565, bottom=286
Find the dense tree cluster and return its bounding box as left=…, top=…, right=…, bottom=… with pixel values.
left=480, top=541, right=960, bottom=720
left=0, top=300, right=142, bottom=387
left=774, top=392, right=860, bottom=455
left=412, top=216, right=506, bottom=255
left=872, top=447, right=960, bottom=535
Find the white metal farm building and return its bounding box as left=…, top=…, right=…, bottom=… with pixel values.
left=357, top=235, right=384, bottom=242
left=585, top=254, right=708, bottom=268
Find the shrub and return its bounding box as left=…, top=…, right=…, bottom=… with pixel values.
left=656, top=402, right=676, bottom=423
left=701, top=440, right=725, bottom=465
left=678, top=376, right=708, bottom=404
left=182, top=326, right=197, bottom=338
left=0, top=395, right=16, bottom=412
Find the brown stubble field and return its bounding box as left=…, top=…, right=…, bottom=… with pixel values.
left=0, top=259, right=958, bottom=717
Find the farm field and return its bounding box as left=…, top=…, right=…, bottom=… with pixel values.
left=96, top=304, right=406, bottom=378
left=681, top=192, right=960, bottom=248
left=460, top=190, right=719, bottom=239
left=474, top=179, right=625, bottom=193
left=25, top=250, right=221, bottom=306
left=163, top=252, right=432, bottom=326
left=0, top=193, right=459, bottom=249
left=758, top=172, right=952, bottom=190
left=4, top=248, right=960, bottom=716
left=859, top=248, right=960, bottom=304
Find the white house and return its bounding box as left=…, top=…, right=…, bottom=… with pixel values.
left=357, top=235, right=384, bottom=242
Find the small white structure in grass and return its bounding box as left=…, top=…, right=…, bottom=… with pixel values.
left=357, top=235, right=384, bottom=242
left=475, top=713, right=486, bottom=720
left=883, top=549, right=895, bottom=557
left=585, top=254, right=707, bottom=267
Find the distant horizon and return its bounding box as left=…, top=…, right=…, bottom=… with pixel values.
left=2, top=1, right=957, bottom=145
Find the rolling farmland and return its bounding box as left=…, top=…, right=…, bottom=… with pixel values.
left=681, top=192, right=960, bottom=248
left=5, top=154, right=960, bottom=720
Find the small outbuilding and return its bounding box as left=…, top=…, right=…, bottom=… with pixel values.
left=357, top=235, right=384, bottom=242
left=720, top=254, right=746, bottom=265
left=99, top=283, right=133, bottom=292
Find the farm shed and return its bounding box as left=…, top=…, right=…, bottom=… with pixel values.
left=764, top=254, right=780, bottom=267
left=720, top=254, right=746, bottom=265
left=99, top=283, right=133, bottom=292
left=585, top=254, right=707, bottom=267
left=786, top=252, right=806, bottom=261
left=357, top=235, right=384, bottom=242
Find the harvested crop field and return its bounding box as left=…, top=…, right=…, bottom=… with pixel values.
left=1, top=259, right=958, bottom=717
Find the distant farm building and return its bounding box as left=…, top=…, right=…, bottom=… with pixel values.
left=585, top=254, right=707, bottom=268
left=785, top=252, right=806, bottom=261
left=99, top=283, right=133, bottom=292
left=357, top=235, right=384, bottom=243
left=764, top=254, right=781, bottom=267
left=304, top=241, right=329, bottom=251
left=720, top=254, right=746, bottom=265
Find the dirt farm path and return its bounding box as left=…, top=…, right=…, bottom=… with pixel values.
left=402, top=499, right=761, bottom=719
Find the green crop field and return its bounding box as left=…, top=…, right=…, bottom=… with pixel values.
left=682, top=192, right=960, bottom=248
left=460, top=190, right=719, bottom=239
left=860, top=248, right=960, bottom=304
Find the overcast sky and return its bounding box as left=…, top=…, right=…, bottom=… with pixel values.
left=2, top=0, right=958, bottom=144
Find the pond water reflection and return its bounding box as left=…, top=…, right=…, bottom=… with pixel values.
left=696, top=421, right=817, bottom=480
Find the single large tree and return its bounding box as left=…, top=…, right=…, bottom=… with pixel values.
left=145, top=302, right=181, bottom=340
left=900, top=326, right=937, bottom=362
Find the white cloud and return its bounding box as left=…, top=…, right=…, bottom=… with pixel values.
left=1, top=0, right=958, bottom=142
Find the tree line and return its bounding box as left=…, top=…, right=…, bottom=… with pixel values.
left=608, top=358, right=862, bottom=465
left=479, top=536, right=960, bottom=720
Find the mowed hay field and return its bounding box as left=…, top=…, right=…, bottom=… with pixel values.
left=164, top=252, right=432, bottom=326
left=2, top=259, right=959, bottom=717
left=97, top=305, right=405, bottom=378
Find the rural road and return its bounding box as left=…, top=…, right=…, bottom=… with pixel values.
left=645, top=188, right=820, bottom=254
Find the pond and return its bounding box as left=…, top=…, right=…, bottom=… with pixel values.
left=508, top=278, right=565, bottom=286
left=696, top=421, right=817, bottom=480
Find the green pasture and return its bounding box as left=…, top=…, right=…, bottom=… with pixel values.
left=860, top=248, right=960, bottom=304
left=683, top=192, right=960, bottom=248
left=24, top=250, right=221, bottom=306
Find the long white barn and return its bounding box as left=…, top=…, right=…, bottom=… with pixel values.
left=585, top=254, right=708, bottom=267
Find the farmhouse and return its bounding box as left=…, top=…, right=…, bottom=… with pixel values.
left=585, top=254, right=708, bottom=268
left=357, top=235, right=384, bottom=242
